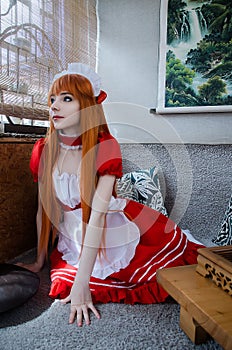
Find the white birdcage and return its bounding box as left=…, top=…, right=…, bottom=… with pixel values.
left=0, top=0, right=97, bottom=130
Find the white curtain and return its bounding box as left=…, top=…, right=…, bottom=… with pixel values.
left=0, top=0, right=97, bottom=122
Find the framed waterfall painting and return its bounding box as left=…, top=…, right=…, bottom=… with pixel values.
left=157, top=0, right=232, bottom=113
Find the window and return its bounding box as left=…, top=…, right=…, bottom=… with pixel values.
left=0, top=0, right=97, bottom=127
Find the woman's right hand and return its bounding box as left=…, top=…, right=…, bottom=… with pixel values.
left=16, top=260, right=43, bottom=273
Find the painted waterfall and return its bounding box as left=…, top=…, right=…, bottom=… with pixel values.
left=164, top=0, right=232, bottom=109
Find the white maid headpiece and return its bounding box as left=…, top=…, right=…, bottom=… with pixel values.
left=53, top=62, right=101, bottom=96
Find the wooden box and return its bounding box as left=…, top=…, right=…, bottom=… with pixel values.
left=196, top=245, right=232, bottom=296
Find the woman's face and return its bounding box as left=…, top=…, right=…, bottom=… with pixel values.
left=49, top=91, right=81, bottom=135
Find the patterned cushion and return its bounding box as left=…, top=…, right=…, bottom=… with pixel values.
left=212, top=195, right=232, bottom=246
left=116, top=166, right=168, bottom=216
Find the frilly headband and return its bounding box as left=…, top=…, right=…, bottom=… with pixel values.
left=53, top=62, right=102, bottom=97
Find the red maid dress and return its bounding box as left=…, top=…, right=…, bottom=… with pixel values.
left=30, top=132, right=204, bottom=304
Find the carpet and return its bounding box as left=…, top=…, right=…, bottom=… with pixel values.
left=0, top=249, right=223, bottom=350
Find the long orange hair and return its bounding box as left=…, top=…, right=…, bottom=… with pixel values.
left=38, top=74, right=110, bottom=256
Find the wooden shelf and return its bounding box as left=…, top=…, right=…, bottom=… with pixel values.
left=157, top=264, right=232, bottom=349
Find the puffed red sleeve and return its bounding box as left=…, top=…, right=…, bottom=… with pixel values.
left=96, top=133, right=123, bottom=178
left=29, top=138, right=45, bottom=182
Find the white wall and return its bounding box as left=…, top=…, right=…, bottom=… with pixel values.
left=97, top=0, right=232, bottom=144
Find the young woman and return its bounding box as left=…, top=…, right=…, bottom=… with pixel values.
left=24, top=63, right=204, bottom=327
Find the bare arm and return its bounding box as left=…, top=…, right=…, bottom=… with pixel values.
left=76, top=174, right=116, bottom=281
left=61, top=174, right=116, bottom=325
left=17, top=188, right=46, bottom=272
left=33, top=194, right=46, bottom=271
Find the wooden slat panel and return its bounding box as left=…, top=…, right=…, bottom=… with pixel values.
left=0, top=138, right=38, bottom=261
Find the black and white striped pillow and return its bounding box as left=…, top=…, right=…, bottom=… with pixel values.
left=212, top=195, right=232, bottom=246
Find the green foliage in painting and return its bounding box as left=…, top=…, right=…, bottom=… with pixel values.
left=165, top=0, right=232, bottom=107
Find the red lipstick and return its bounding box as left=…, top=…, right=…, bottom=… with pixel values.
left=53, top=115, right=64, bottom=120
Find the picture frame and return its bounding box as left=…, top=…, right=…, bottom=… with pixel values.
left=157, top=0, right=232, bottom=114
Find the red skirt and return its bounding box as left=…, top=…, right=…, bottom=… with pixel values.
left=49, top=200, right=204, bottom=304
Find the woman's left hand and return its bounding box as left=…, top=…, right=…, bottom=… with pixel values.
left=61, top=282, right=100, bottom=326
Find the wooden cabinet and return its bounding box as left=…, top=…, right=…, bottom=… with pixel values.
left=0, top=137, right=38, bottom=262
